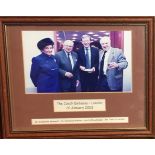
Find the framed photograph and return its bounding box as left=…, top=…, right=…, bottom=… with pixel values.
left=0, top=17, right=154, bottom=138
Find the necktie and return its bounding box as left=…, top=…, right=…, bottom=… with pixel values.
left=67, top=53, right=72, bottom=70
left=99, top=51, right=107, bottom=78
left=85, top=48, right=91, bottom=69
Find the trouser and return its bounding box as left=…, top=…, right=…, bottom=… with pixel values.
left=98, top=75, right=123, bottom=92
left=97, top=75, right=110, bottom=92
left=60, top=79, right=76, bottom=92
left=80, top=74, right=98, bottom=92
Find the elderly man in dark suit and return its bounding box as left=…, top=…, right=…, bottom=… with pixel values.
left=77, top=35, right=99, bottom=92
left=98, top=36, right=128, bottom=92
left=55, top=40, right=79, bottom=92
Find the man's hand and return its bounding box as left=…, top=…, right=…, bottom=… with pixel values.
left=80, top=66, right=85, bottom=71
left=65, top=72, right=73, bottom=78
left=108, top=62, right=119, bottom=69
left=91, top=67, right=95, bottom=72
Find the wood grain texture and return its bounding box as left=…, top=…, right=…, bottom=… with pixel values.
left=0, top=16, right=154, bottom=138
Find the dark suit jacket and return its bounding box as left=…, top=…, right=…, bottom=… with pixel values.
left=55, top=50, right=79, bottom=92
left=30, top=53, right=59, bottom=93
left=77, top=46, right=99, bottom=79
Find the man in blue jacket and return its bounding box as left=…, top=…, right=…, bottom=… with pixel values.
left=77, top=35, right=99, bottom=92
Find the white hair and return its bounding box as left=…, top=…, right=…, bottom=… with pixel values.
left=100, top=36, right=111, bottom=44
left=63, top=40, right=74, bottom=46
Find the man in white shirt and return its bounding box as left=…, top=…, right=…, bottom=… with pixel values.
left=98, top=36, right=128, bottom=91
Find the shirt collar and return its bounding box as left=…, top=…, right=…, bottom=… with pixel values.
left=64, top=50, right=71, bottom=56
left=102, top=47, right=111, bottom=54
left=84, top=46, right=90, bottom=50
left=106, top=47, right=111, bottom=53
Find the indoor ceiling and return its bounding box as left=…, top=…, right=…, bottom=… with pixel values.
left=56, top=31, right=110, bottom=43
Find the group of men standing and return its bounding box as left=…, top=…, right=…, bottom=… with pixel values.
left=55, top=34, right=128, bottom=92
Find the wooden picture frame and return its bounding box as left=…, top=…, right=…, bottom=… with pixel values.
left=0, top=16, right=154, bottom=138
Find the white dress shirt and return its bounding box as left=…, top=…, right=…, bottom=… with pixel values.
left=99, top=47, right=111, bottom=75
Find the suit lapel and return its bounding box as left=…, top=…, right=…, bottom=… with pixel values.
left=62, top=50, right=68, bottom=63
left=90, top=47, right=94, bottom=66
left=81, top=47, right=86, bottom=64
left=71, top=52, right=78, bottom=70
left=108, top=48, right=115, bottom=63
left=62, top=50, right=72, bottom=70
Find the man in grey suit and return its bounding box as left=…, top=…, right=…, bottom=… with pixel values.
left=55, top=40, right=79, bottom=92
left=98, top=36, right=128, bottom=92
